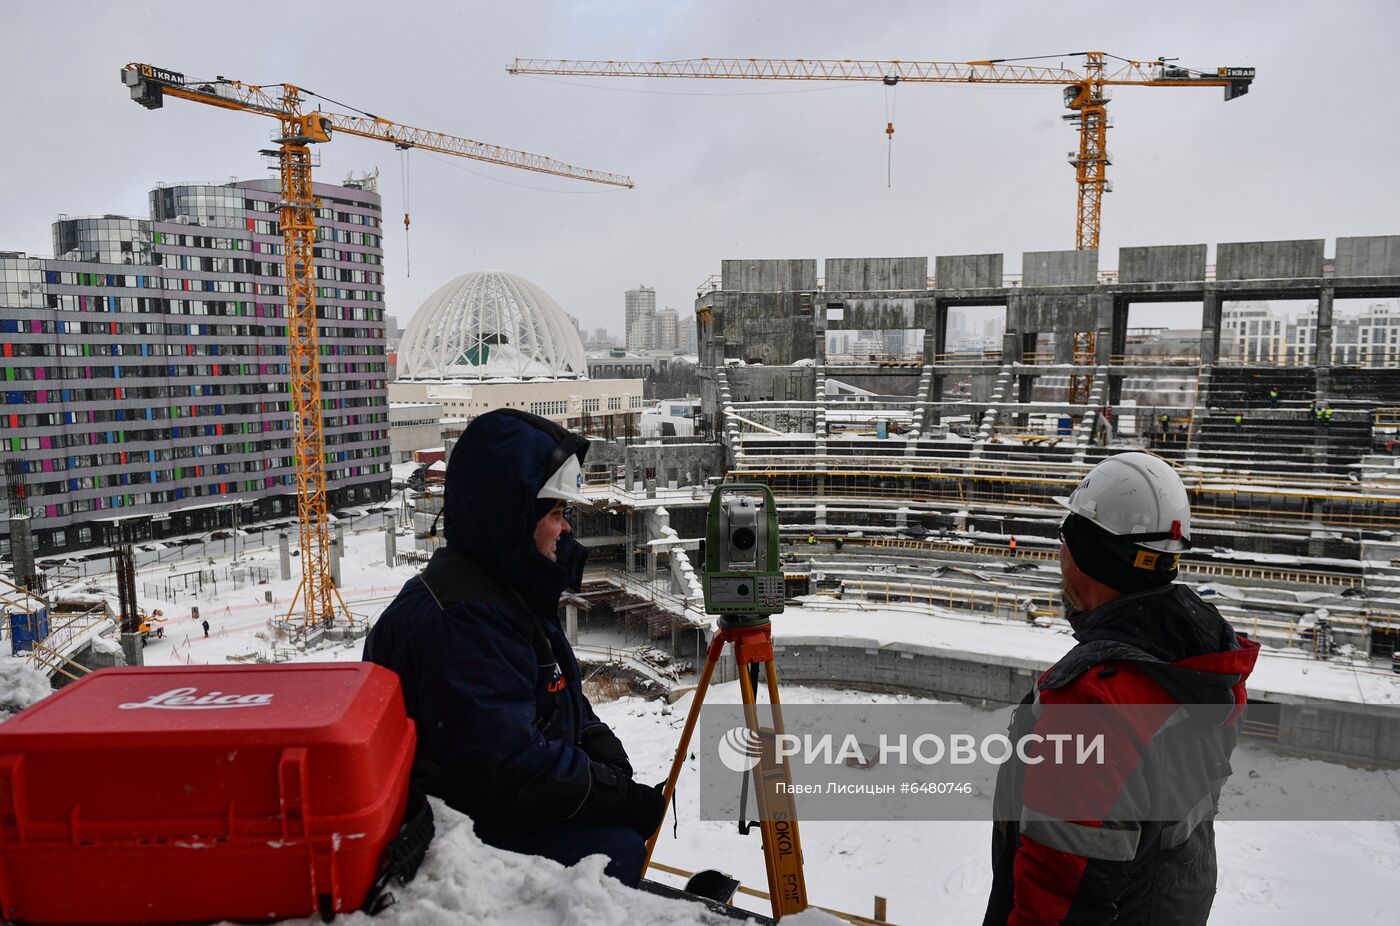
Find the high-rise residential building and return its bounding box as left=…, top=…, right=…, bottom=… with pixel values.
left=625, top=284, right=656, bottom=351
left=0, top=178, right=390, bottom=555
left=679, top=314, right=697, bottom=355
left=1325, top=302, right=1400, bottom=366
left=655, top=306, right=679, bottom=351
left=1222, top=300, right=1400, bottom=366
left=1222, top=301, right=1287, bottom=364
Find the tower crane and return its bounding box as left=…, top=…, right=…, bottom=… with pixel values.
left=508, top=53, right=1254, bottom=250
left=120, top=63, right=632, bottom=629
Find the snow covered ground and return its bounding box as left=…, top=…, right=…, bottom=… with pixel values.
left=5, top=527, right=1399, bottom=923
left=599, top=684, right=1400, bottom=925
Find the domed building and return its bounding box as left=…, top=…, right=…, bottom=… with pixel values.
left=397, top=270, right=587, bottom=381
left=388, top=270, right=643, bottom=461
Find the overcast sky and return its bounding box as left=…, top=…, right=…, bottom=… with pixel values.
left=4, top=1, right=1398, bottom=334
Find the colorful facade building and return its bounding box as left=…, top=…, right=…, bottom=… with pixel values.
left=0, top=177, right=390, bottom=554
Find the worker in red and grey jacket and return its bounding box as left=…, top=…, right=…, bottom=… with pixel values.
left=983, top=451, right=1259, bottom=926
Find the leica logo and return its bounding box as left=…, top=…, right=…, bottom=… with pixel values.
left=118, top=687, right=274, bottom=711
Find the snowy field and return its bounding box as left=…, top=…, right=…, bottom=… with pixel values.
left=602, top=685, right=1400, bottom=925
left=6, top=525, right=1399, bottom=923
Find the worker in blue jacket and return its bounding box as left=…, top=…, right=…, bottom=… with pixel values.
left=365, top=409, right=666, bottom=885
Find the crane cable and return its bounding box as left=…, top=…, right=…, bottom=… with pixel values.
left=883, top=76, right=898, bottom=188
left=399, top=144, right=412, bottom=278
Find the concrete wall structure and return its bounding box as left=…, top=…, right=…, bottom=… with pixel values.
left=1334, top=235, right=1400, bottom=278
left=824, top=257, right=927, bottom=292
left=1216, top=239, right=1325, bottom=281
left=1022, top=249, right=1098, bottom=287
left=702, top=292, right=816, bottom=368
left=720, top=259, right=818, bottom=292
left=698, top=236, right=1400, bottom=429
left=935, top=253, right=1003, bottom=291
left=1119, top=244, right=1208, bottom=284
left=770, top=637, right=1400, bottom=766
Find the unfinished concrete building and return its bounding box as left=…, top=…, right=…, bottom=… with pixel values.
left=641, top=236, right=1397, bottom=663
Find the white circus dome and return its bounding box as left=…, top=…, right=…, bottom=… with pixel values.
left=397, top=270, right=586, bottom=380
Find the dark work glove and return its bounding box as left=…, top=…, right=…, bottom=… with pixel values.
left=621, top=781, right=668, bottom=838
left=569, top=758, right=632, bottom=825
left=579, top=724, right=633, bottom=779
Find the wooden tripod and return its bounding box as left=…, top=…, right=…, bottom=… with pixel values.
left=643, top=616, right=809, bottom=919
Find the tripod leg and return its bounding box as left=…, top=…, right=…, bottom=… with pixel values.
left=762, top=659, right=791, bottom=738
left=736, top=663, right=762, bottom=835
left=643, top=633, right=725, bottom=871
left=762, top=658, right=808, bottom=912
left=737, top=657, right=809, bottom=918
left=738, top=655, right=809, bottom=919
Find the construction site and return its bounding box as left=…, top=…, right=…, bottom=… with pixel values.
left=2, top=7, right=1399, bottom=923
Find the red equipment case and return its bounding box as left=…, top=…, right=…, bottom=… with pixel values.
left=0, top=662, right=416, bottom=924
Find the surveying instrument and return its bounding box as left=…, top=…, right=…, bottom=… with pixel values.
left=643, top=483, right=808, bottom=919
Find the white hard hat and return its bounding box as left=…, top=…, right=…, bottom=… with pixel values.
left=537, top=453, right=590, bottom=505
left=1054, top=451, right=1191, bottom=552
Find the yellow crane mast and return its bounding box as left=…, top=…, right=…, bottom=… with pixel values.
left=508, top=53, right=1254, bottom=250
left=121, top=63, right=632, bottom=628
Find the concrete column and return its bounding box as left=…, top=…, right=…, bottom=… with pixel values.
left=647, top=545, right=658, bottom=582
left=1109, top=295, right=1130, bottom=359
left=1003, top=293, right=1025, bottom=363
left=1307, top=500, right=1332, bottom=557
left=384, top=512, right=396, bottom=566
left=330, top=527, right=344, bottom=588
left=896, top=507, right=909, bottom=534
left=1002, top=330, right=1021, bottom=364
left=566, top=603, right=579, bottom=646
left=1315, top=287, right=1334, bottom=368
left=1198, top=291, right=1222, bottom=365
left=815, top=504, right=827, bottom=528
left=278, top=533, right=291, bottom=581
left=932, top=303, right=949, bottom=359
left=8, top=515, right=35, bottom=591
left=627, top=511, right=640, bottom=573
left=1054, top=327, right=1077, bottom=365
left=120, top=632, right=145, bottom=668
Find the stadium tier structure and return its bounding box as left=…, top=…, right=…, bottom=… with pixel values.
left=567, top=237, right=1400, bottom=665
